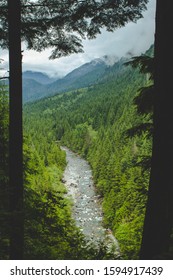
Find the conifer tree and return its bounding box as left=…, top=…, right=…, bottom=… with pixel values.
left=140, top=0, right=173, bottom=259
left=0, top=0, right=148, bottom=259
left=7, top=0, right=23, bottom=260
left=1, top=1, right=149, bottom=58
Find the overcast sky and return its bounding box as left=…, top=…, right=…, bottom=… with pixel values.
left=0, top=0, right=156, bottom=78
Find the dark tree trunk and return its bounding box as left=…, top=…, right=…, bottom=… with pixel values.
left=140, top=0, right=173, bottom=259
left=8, top=0, right=24, bottom=259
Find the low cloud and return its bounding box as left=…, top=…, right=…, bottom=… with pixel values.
left=1, top=0, right=156, bottom=77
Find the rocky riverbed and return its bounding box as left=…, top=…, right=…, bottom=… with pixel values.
left=61, top=147, right=120, bottom=256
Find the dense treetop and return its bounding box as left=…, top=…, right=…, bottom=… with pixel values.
left=0, top=0, right=148, bottom=58
left=23, top=48, right=154, bottom=258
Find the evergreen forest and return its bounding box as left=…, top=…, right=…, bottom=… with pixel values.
left=1, top=43, right=172, bottom=259
left=1, top=0, right=173, bottom=262
left=22, top=46, right=154, bottom=259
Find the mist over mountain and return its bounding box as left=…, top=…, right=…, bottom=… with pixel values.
left=22, top=55, right=127, bottom=103
left=23, top=47, right=153, bottom=103
left=23, top=71, right=57, bottom=85
left=23, top=44, right=155, bottom=259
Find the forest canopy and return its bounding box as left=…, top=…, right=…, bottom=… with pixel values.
left=0, top=0, right=149, bottom=58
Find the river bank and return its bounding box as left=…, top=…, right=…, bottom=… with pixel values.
left=61, top=146, right=120, bottom=257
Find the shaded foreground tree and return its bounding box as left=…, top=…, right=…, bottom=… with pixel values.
left=0, top=0, right=149, bottom=259
left=7, top=0, right=23, bottom=260
left=1, top=1, right=149, bottom=58
left=0, top=79, right=9, bottom=259
left=140, top=0, right=173, bottom=259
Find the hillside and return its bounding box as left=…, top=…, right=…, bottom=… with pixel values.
left=22, top=78, right=46, bottom=102
left=24, top=46, right=154, bottom=259
left=23, top=71, right=57, bottom=84
left=23, top=47, right=154, bottom=104
left=23, top=56, right=120, bottom=103
left=22, top=71, right=57, bottom=102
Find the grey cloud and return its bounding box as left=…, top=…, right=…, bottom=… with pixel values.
left=1, top=0, right=156, bottom=77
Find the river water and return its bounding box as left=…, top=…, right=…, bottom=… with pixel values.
left=61, top=147, right=120, bottom=256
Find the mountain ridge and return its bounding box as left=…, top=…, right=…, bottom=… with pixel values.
left=23, top=56, right=124, bottom=103
left=23, top=71, right=57, bottom=85
left=23, top=47, right=153, bottom=103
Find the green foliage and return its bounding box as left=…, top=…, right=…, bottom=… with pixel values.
left=125, top=46, right=154, bottom=139
left=0, top=82, right=116, bottom=260
left=0, top=0, right=152, bottom=259
left=24, top=53, right=152, bottom=259
left=23, top=101, right=118, bottom=259
left=23, top=137, right=82, bottom=259
left=23, top=122, right=87, bottom=259
left=0, top=82, right=9, bottom=259
left=0, top=83, right=9, bottom=182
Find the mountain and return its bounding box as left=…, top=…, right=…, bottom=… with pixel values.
left=23, top=71, right=57, bottom=85
left=24, top=45, right=154, bottom=259
left=22, top=71, right=59, bottom=103
left=23, top=57, right=118, bottom=103
left=45, top=58, right=108, bottom=96
left=22, top=78, right=46, bottom=102
left=23, top=48, right=154, bottom=103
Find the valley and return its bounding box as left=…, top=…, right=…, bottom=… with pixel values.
left=23, top=45, right=153, bottom=259
left=62, top=146, right=120, bottom=257
left=23, top=56, right=122, bottom=102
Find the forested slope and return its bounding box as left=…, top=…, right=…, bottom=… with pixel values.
left=0, top=85, right=115, bottom=260
left=0, top=82, right=82, bottom=259
left=0, top=82, right=9, bottom=259
left=24, top=49, right=153, bottom=259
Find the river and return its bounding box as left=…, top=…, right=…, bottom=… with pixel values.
left=61, top=146, right=120, bottom=257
